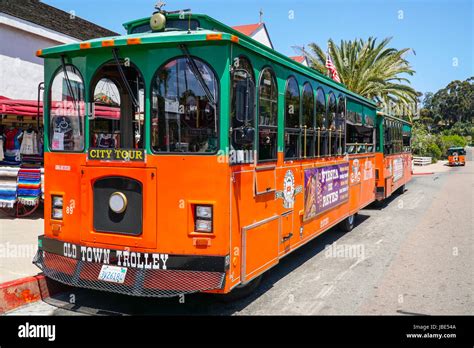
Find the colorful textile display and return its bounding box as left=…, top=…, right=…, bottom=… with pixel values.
left=17, top=167, right=41, bottom=206
left=41, top=168, right=44, bottom=199
left=0, top=166, right=19, bottom=208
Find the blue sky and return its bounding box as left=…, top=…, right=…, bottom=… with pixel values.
left=43, top=0, right=473, bottom=97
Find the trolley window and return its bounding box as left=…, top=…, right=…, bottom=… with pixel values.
left=302, top=82, right=314, bottom=158
left=151, top=57, right=218, bottom=153
left=49, top=64, right=85, bottom=152
left=346, top=124, right=374, bottom=154
left=230, top=56, right=255, bottom=164
left=258, top=68, right=278, bottom=161
left=90, top=61, right=145, bottom=149
left=284, top=77, right=301, bottom=159
left=315, top=88, right=327, bottom=157
left=336, top=95, right=346, bottom=155
left=327, top=92, right=337, bottom=156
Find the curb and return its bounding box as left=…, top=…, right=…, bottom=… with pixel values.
left=413, top=172, right=434, bottom=176
left=0, top=273, right=65, bottom=314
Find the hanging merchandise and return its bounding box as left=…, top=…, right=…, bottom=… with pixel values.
left=0, top=134, right=4, bottom=161
left=4, top=127, right=22, bottom=163
left=20, top=128, right=39, bottom=155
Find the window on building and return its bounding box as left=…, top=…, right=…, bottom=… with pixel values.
left=302, top=82, right=315, bottom=158
left=49, top=65, right=85, bottom=152
left=315, top=88, right=327, bottom=157
left=258, top=68, right=278, bottom=161
left=151, top=57, right=218, bottom=153
left=284, top=77, right=301, bottom=159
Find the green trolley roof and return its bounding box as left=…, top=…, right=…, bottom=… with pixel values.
left=37, top=12, right=376, bottom=108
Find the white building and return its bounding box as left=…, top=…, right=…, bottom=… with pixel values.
left=232, top=23, right=274, bottom=49
left=0, top=0, right=116, bottom=101
left=231, top=23, right=310, bottom=67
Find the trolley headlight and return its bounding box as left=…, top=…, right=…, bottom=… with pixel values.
left=51, top=195, right=63, bottom=220
left=52, top=208, right=63, bottom=220
left=109, top=192, right=127, bottom=214
left=194, top=205, right=213, bottom=232
left=196, top=206, right=212, bottom=219
left=195, top=219, right=212, bottom=233
left=52, top=196, right=63, bottom=208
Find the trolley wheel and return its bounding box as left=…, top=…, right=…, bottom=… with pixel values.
left=15, top=201, right=40, bottom=218
left=396, top=184, right=406, bottom=194
left=339, top=214, right=356, bottom=232
left=0, top=207, right=16, bottom=218
left=219, top=275, right=263, bottom=302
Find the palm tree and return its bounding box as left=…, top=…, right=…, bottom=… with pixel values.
left=305, top=37, right=419, bottom=120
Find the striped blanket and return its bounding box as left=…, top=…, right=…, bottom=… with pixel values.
left=17, top=167, right=41, bottom=206
left=0, top=167, right=19, bottom=208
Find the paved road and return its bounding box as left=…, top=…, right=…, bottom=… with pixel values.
left=7, top=148, right=473, bottom=315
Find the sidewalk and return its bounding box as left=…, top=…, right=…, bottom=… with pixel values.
left=412, top=160, right=453, bottom=174
left=0, top=207, right=43, bottom=283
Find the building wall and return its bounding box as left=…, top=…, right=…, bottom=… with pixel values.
left=0, top=12, right=78, bottom=100
left=251, top=26, right=272, bottom=49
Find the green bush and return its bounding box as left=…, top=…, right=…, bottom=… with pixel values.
left=426, top=143, right=442, bottom=161
left=440, top=134, right=467, bottom=157
left=411, top=122, right=469, bottom=160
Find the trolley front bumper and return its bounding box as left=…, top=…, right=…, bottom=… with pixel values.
left=33, top=235, right=228, bottom=298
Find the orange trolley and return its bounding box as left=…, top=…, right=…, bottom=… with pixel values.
left=447, top=147, right=466, bottom=166
left=33, top=9, right=412, bottom=298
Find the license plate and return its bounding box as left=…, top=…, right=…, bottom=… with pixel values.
left=98, top=265, right=127, bottom=284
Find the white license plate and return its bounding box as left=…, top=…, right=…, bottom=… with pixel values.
left=98, top=265, right=127, bottom=284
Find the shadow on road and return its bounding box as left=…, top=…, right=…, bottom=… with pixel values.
left=44, top=216, right=369, bottom=316
left=363, top=190, right=401, bottom=211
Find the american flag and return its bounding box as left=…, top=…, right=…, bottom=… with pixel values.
left=325, top=52, right=341, bottom=83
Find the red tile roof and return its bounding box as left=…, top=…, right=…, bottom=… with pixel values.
left=290, top=56, right=306, bottom=63
left=0, top=0, right=117, bottom=40
left=232, top=23, right=262, bottom=36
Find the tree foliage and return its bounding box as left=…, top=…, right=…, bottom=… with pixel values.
left=306, top=37, right=419, bottom=118
left=420, top=77, right=474, bottom=127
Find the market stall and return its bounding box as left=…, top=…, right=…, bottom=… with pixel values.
left=0, top=95, right=44, bottom=217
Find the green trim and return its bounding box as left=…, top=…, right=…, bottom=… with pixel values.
left=347, top=98, right=363, bottom=114
left=362, top=105, right=376, bottom=126
left=39, top=12, right=375, bottom=108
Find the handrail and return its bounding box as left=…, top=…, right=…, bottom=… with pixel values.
left=346, top=142, right=374, bottom=154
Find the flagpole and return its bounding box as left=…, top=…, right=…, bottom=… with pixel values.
left=326, top=41, right=331, bottom=78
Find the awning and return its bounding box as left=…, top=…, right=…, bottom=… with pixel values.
left=0, top=96, right=120, bottom=120
left=0, top=96, right=42, bottom=117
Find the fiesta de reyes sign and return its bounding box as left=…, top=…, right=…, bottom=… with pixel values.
left=303, top=163, right=349, bottom=221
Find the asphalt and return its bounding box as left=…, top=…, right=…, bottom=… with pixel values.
left=0, top=207, right=43, bottom=283
left=5, top=148, right=473, bottom=315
